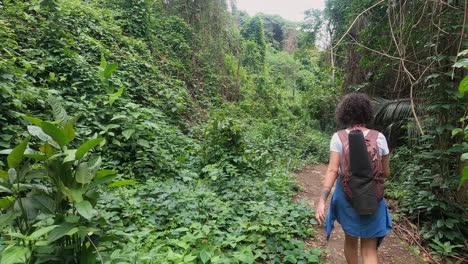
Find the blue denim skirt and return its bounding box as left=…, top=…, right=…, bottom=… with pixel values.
left=324, top=176, right=392, bottom=246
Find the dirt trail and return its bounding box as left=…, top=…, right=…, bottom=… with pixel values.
left=294, top=164, right=424, bottom=264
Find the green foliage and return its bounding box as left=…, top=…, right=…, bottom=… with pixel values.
left=300, top=78, right=340, bottom=132
left=0, top=0, right=331, bottom=262
left=387, top=145, right=468, bottom=259
left=456, top=51, right=468, bottom=187
left=88, top=109, right=326, bottom=263
left=97, top=171, right=322, bottom=263
left=0, top=102, right=134, bottom=263
left=241, top=16, right=267, bottom=74
left=266, top=48, right=298, bottom=90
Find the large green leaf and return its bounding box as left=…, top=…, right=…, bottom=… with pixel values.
left=199, top=250, right=210, bottom=264
left=39, top=143, right=54, bottom=157
left=99, top=53, right=107, bottom=72
left=183, top=255, right=197, bottom=262
left=63, top=149, right=77, bottom=163
left=99, top=54, right=108, bottom=81
left=75, top=138, right=104, bottom=160
left=458, top=49, right=468, bottom=57
left=122, top=129, right=135, bottom=140
left=64, top=121, right=76, bottom=143
left=41, top=122, right=68, bottom=147
left=63, top=187, right=84, bottom=203
left=48, top=223, right=77, bottom=243
left=104, top=62, right=118, bottom=79
left=7, top=137, right=30, bottom=168
left=27, top=126, right=52, bottom=142
left=451, top=128, right=463, bottom=137
left=137, top=139, right=150, bottom=148
left=0, top=183, right=12, bottom=194
left=0, top=149, right=12, bottom=155
left=31, top=195, right=56, bottom=214
left=76, top=163, right=92, bottom=184
left=7, top=169, right=16, bottom=184
left=76, top=156, right=101, bottom=185
left=47, top=95, right=68, bottom=125
left=0, top=197, right=14, bottom=209
left=0, top=245, right=30, bottom=264
left=23, top=153, right=47, bottom=161
left=90, top=171, right=117, bottom=188
left=95, top=170, right=117, bottom=180
left=461, top=153, right=468, bottom=161
left=28, top=225, right=58, bottom=240
left=453, top=58, right=468, bottom=68
left=88, top=156, right=102, bottom=172
left=0, top=212, right=20, bottom=230
left=108, top=179, right=137, bottom=188
left=459, top=75, right=468, bottom=94
left=109, top=87, right=124, bottom=105
left=75, top=200, right=94, bottom=220
left=22, top=115, right=43, bottom=126
left=0, top=170, right=8, bottom=180
left=460, top=166, right=468, bottom=188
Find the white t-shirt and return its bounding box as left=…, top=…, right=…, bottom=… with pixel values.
left=330, top=129, right=390, bottom=157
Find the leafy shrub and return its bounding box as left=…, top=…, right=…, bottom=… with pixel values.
left=0, top=0, right=330, bottom=263
left=0, top=100, right=134, bottom=263
left=97, top=172, right=321, bottom=263
left=387, top=146, right=468, bottom=258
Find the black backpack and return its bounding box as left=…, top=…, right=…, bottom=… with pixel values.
left=348, top=130, right=378, bottom=215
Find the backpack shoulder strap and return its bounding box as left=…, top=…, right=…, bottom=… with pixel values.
left=337, top=129, right=348, bottom=147
left=366, top=129, right=379, bottom=142
left=336, top=129, right=352, bottom=200
left=366, top=130, right=385, bottom=200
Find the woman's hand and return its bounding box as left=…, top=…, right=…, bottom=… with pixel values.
left=315, top=200, right=326, bottom=225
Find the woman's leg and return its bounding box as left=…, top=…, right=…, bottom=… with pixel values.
left=344, top=233, right=358, bottom=264
left=360, top=237, right=378, bottom=264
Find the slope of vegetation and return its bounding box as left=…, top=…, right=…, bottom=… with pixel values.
left=0, top=0, right=335, bottom=263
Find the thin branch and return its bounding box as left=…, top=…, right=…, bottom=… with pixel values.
left=330, top=46, right=335, bottom=84
left=347, top=35, right=413, bottom=80
left=393, top=63, right=401, bottom=92
left=409, top=83, right=424, bottom=135
left=87, top=235, right=104, bottom=264
left=413, top=59, right=437, bottom=86
left=413, top=0, right=428, bottom=28
left=387, top=5, right=426, bottom=135
left=332, top=0, right=385, bottom=50
left=432, top=19, right=450, bottom=34
left=429, top=0, right=462, bottom=10
left=388, top=3, right=416, bottom=82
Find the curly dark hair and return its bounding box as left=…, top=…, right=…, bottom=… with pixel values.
left=335, top=93, right=374, bottom=128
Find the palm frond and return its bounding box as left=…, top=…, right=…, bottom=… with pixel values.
left=373, top=97, right=423, bottom=142
left=373, top=97, right=413, bottom=125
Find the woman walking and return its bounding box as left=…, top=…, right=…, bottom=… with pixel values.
left=315, top=93, right=392, bottom=264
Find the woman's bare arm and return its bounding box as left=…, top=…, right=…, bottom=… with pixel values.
left=316, top=151, right=340, bottom=224
left=319, top=152, right=340, bottom=203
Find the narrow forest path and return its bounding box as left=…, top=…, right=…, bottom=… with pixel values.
left=294, top=164, right=424, bottom=264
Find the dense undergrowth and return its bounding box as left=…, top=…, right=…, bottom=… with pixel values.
left=0, top=0, right=335, bottom=263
